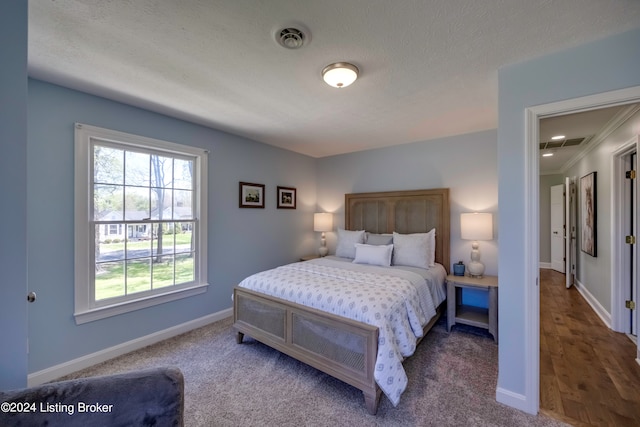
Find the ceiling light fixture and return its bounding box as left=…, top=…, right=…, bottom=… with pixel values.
left=542, top=152, right=554, bottom=157
left=551, top=135, right=565, bottom=140
left=322, top=62, right=359, bottom=88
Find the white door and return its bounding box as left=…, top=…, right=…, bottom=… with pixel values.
left=550, top=184, right=565, bottom=273
left=565, top=177, right=577, bottom=288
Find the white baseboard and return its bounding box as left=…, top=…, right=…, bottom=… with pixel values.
left=539, top=262, right=552, bottom=269
left=496, top=387, right=536, bottom=414
left=574, top=279, right=612, bottom=328
left=28, top=308, right=233, bottom=387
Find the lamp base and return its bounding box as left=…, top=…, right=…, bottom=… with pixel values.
left=466, top=261, right=485, bottom=278
left=467, top=241, right=485, bottom=277
left=318, top=246, right=328, bottom=257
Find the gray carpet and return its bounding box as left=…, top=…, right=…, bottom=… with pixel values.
left=57, top=316, right=568, bottom=426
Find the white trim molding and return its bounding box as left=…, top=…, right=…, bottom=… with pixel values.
left=522, top=107, right=540, bottom=415
left=28, top=308, right=232, bottom=386
left=496, top=387, right=529, bottom=412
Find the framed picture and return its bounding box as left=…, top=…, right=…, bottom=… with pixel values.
left=580, top=172, right=597, bottom=257
left=239, top=182, right=265, bottom=208
left=277, top=186, right=296, bottom=209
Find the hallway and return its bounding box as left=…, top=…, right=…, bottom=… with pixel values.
left=539, top=269, right=640, bottom=426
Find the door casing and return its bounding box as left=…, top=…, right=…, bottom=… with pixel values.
left=612, top=136, right=638, bottom=334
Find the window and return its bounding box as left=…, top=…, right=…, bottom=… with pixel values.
left=74, top=124, right=208, bottom=324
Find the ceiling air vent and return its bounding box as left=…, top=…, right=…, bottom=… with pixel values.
left=540, top=136, right=587, bottom=150
left=276, top=27, right=307, bottom=49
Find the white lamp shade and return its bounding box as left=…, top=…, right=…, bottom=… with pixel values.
left=313, top=213, right=333, bottom=232
left=460, top=212, right=493, bottom=241
left=322, top=63, right=358, bottom=88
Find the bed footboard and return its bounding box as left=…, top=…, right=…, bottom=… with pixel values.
left=233, top=286, right=381, bottom=414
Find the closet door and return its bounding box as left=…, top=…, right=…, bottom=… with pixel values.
left=550, top=184, right=565, bottom=274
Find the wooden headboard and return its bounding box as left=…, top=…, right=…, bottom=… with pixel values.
left=345, top=188, right=450, bottom=273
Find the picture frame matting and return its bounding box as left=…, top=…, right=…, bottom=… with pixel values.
left=277, top=186, right=296, bottom=209
left=239, top=182, right=265, bottom=208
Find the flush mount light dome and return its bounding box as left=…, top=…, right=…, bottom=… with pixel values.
left=322, top=62, right=359, bottom=88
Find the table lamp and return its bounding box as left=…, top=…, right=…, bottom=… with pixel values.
left=313, top=213, right=333, bottom=256
left=460, top=212, right=493, bottom=277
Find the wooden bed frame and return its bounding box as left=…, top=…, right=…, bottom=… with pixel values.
left=233, top=188, right=450, bottom=414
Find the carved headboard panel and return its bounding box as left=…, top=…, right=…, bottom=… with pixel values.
left=345, top=188, right=450, bottom=272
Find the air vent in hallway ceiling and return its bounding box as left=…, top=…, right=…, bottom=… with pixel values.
left=539, top=137, right=587, bottom=150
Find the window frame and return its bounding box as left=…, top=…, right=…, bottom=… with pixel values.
left=74, top=123, right=208, bottom=324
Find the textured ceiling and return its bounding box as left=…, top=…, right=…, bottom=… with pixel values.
left=28, top=0, right=640, bottom=158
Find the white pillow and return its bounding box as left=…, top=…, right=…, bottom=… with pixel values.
left=335, top=229, right=365, bottom=259
left=428, top=228, right=436, bottom=267
left=353, top=243, right=394, bottom=267
left=392, top=229, right=436, bottom=269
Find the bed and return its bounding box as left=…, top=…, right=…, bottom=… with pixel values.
left=233, top=188, right=450, bottom=414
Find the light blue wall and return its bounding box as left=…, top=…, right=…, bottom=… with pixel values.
left=24, top=78, right=499, bottom=374
left=0, top=1, right=28, bottom=390
left=317, top=130, right=499, bottom=306
left=498, top=26, right=640, bottom=409
left=26, top=79, right=318, bottom=373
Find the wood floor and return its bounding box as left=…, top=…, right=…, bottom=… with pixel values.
left=540, top=269, right=640, bottom=426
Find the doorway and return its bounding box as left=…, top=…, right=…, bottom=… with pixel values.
left=526, top=86, right=640, bottom=415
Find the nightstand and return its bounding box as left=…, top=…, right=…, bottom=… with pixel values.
left=300, top=255, right=320, bottom=262
left=446, top=274, right=498, bottom=343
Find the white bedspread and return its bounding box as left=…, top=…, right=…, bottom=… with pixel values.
left=237, top=257, right=446, bottom=406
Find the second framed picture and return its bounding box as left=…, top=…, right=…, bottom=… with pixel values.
left=277, top=186, right=296, bottom=209
left=239, top=182, right=265, bottom=208
left=580, top=172, right=597, bottom=257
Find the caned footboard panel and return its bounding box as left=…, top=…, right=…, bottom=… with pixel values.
left=233, top=287, right=379, bottom=395
left=235, top=289, right=287, bottom=343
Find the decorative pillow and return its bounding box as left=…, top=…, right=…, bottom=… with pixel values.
left=352, top=243, right=394, bottom=267
left=428, top=228, right=436, bottom=267
left=365, top=233, right=394, bottom=246
left=392, top=229, right=436, bottom=269
left=335, top=229, right=365, bottom=259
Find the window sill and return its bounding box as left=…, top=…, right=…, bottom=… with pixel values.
left=74, top=283, right=209, bottom=325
